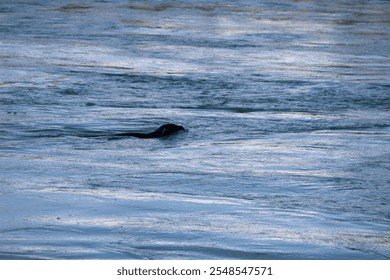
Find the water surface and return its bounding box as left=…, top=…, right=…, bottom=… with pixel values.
left=0, top=0, right=389, bottom=259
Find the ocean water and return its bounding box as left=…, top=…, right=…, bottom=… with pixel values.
left=0, top=0, right=389, bottom=259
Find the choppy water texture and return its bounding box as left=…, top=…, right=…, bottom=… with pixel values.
left=1, top=0, right=389, bottom=259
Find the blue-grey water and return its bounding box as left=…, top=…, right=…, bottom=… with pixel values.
left=0, top=0, right=389, bottom=259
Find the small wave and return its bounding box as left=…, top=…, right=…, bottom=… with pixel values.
left=133, top=245, right=294, bottom=260
left=0, top=253, right=47, bottom=260
left=20, top=127, right=110, bottom=139
left=127, top=4, right=174, bottom=12
left=127, top=4, right=221, bottom=13
left=24, top=128, right=66, bottom=138
left=60, top=89, right=80, bottom=96
left=56, top=4, right=94, bottom=12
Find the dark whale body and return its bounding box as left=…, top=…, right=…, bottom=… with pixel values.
left=114, top=123, right=185, bottom=139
